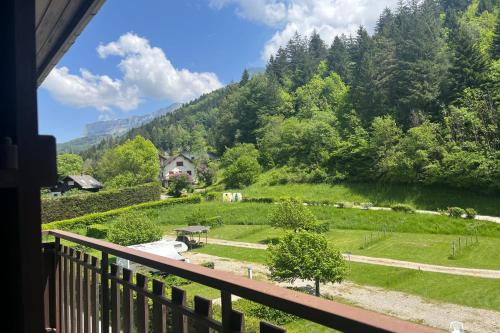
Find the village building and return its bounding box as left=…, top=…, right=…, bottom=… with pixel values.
left=159, top=153, right=197, bottom=186
left=51, top=175, right=103, bottom=195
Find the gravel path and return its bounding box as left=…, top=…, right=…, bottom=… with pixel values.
left=184, top=252, right=500, bottom=333
left=205, top=238, right=500, bottom=279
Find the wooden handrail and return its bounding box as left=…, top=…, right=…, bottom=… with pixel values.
left=45, top=229, right=442, bottom=333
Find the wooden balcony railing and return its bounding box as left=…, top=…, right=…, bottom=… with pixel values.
left=41, top=229, right=442, bottom=333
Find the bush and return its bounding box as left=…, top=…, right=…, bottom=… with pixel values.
left=168, top=174, right=193, bottom=197
left=201, top=261, right=215, bottom=269
left=391, top=204, right=416, bottom=213
left=465, top=208, right=477, bottom=219
left=42, top=195, right=201, bottom=231
left=241, top=197, right=274, bottom=203
left=224, top=155, right=261, bottom=189
left=310, top=222, right=330, bottom=233
left=108, top=212, right=162, bottom=246
left=234, top=300, right=296, bottom=326
left=205, top=192, right=221, bottom=201
left=447, top=207, right=466, bottom=218
left=41, top=182, right=161, bottom=223
left=361, top=202, right=374, bottom=209
left=86, top=224, right=109, bottom=239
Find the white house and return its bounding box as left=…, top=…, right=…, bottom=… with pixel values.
left=159, top=153, right=197, bottom=186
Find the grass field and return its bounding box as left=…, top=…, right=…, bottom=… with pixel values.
left=149, top=202, right=500, bottom=237
left=192, top=244, right=500, bottom=312
left=182, top=226, right=500, bottom=269
left=228, top=180, right=500, bottom=216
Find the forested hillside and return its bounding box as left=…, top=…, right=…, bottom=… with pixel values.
left=81, top=0, right=500, bottom=193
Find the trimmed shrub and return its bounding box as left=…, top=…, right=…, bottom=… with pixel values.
left=201, top=261, right=215, bottom=269
left=86, top=224, right=109, bottom=239
left=41, top=182, right=161, bottom=223
left=186, top=209, right=224, bottom=228
left=241, top=197, right=274, bottom=203
left=465, top=208, right=477, bottom=219
left=205, top=192, right=221, bottom=201
left=108, top=212, right=162, bottom=246
left=168, top=174, right=193, bottom=197
left=42, top=195, right=201, bottom=231
left=447, top=207, right=466, bottom=218
left=391, top=204, right=416, bottom=213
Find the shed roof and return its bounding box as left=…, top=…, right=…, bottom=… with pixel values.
left=64, top=175, right=103, bottom=189
left=174, top=226, right=210, bottom=234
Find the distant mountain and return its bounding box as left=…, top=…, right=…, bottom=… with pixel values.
left=84, top=103, right=182, bottom=137
left=58, top=103, right=181, bottom=153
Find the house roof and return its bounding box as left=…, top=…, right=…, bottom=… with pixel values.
left=64, top=175, right=103, bottom=189
left=160, top=153, right=195, bottom=165
left=36, top=0, right=106, bottom=86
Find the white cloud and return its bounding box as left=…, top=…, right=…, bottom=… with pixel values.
left=209, top=0, right=399, bottom=60
left=42, top=33, right=223, bottom=112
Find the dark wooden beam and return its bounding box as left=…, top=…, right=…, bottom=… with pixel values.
left=0, top=0, right=57, bottom=331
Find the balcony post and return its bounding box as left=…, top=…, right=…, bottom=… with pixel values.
left=42, top=242, right=59, bottom=332
left=101, top=252, right=110, bottom=333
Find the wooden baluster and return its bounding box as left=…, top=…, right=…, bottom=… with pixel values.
left=260, top=321, right=287, bottom=333
left=152, top=279, right=166, bottom=333
left=110, top=264, right=121, bottom=333
left=60, top=246, right=67, bottom=333
left=83, top=254, right=91, bottom=333
left=90, top=257, right=100, bottom=333
left=171, top=287, right=187, bottom=333
left=69, top=248, right=76, bottom=332
left=193, top=296, right=213, bottom=333
left=101, top=253, right=110, bottom=333
left=54, top=239, right=61, bottom=333
left=75, top=251, right=83, bottom=333
left=135, top=273, right=149, bottom=333
left=122, top=268, right=133, bottom=333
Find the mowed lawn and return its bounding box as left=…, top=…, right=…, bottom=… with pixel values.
left=192, top=244, right=500, bottom=312
left=180, top=225, right=500, bottom=269
left=231, top=181, right=500, bottom=216
left=152, top=202, right=500, bottom=237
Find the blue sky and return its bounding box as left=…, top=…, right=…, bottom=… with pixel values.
left=38, top=0, right=397, bottom=143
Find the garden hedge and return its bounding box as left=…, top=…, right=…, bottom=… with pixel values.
left=41, top=182, right=161, bottom=223
left=42, top=195, right=201, bottom=231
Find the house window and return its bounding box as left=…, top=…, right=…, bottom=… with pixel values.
left=187, top=170, right=192, bottom=175
left=176, top=161, right=184, bottom=166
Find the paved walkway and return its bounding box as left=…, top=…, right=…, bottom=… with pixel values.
left=205, top=238, right=500, bottom=279
left=185, top=252, right=500, bottom=333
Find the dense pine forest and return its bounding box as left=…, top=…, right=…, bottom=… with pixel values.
left=80, top=0, right=500, bottom=193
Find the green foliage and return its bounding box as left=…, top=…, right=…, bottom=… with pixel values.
left=200, top=261, right=215, bottom=269
left=42, top=195, right=201, bottom=231
left=234, top=300, right=297, bottom=326
left=108, top=211, right=162, bottom=246
left=269, top=198, right=318, bottom=232
left=268, top=232, right=346, bottom=296
left=41, top=182, right=161, bottom=223
left=168, top=174, right=193, bottom=197
left=86, top=224, right=109, bottom=239
left=465, top=208, right=478, bottom=219
left=57, top=153, right=83, bottom=178
left=205, top=191, right=221, bottom=201
left=96, top=136, right=160, bottom=188
left=223, top=145, right=261, bottom=188
left=447, top=207, right=466, bottom=218
left=391, top=204, right=416, bottom=213
left=185, top=209, right=224, bottom=228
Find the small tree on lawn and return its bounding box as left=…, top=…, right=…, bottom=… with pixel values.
left=269, top=198, right=318, bottom=232
left=268, top=232, right=346, bottom=296
left=108, top=212, right=162, bottom=246
left=224, top=155, right=261, bottom=188
left=168, top=174, right=193, bottom=197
